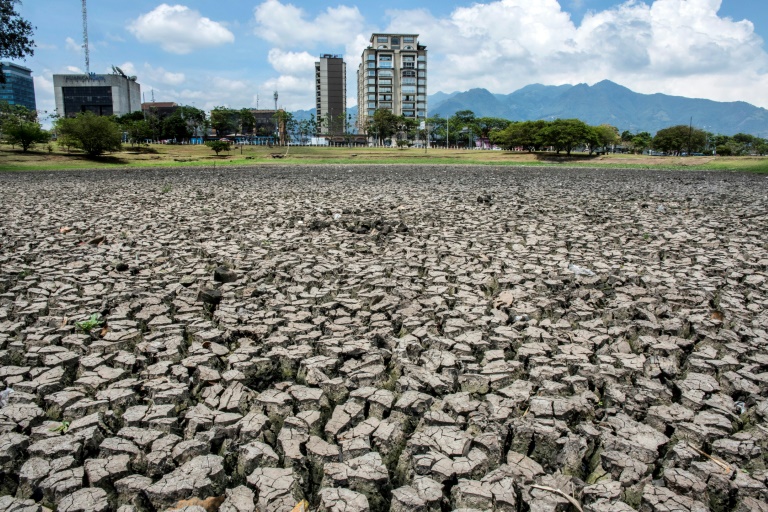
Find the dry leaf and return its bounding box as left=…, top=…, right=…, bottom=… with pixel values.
left=59, top=226, right=73, bottom=234
left=99, top=325, right=109, bottom=337
left=710, top=311, right=724, bottom=322
left=292, top=500, right=310, bottom=512
left=493, top=290, right=515, bottom=309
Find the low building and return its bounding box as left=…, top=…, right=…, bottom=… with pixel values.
left=53, top=72, right=141, bottom=117
left=141, top=101, right=178, bottom=118
left=0, top=61, right=36, bottom=111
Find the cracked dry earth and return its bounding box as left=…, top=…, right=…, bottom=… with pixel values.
left=0, top=165, right=767, bottom=512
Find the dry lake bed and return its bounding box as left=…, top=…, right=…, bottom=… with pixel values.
left=0, top=165, right=767, bottom=512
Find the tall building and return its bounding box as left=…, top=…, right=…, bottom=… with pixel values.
left=53, top=72, right=141, bottom=118
left=315, top=54, right=346, bottom=136
left=356, top=33, right=427, bottom=134
left=0, top=62, right=36, bottom=111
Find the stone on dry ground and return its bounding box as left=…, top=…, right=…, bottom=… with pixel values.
left=0, top=165, right=766, bottom=512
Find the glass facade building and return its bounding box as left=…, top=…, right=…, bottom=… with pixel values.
left=0, top=62, right=36, bottom=111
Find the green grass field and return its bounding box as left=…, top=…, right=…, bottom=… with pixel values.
left=2, top=142, right=767, bottom=172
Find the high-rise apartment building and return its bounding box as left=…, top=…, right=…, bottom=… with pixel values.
left=0, top=62, right=36, bottom=111
left=315, top=54, right=346, bottom=136
left=357, top=33, right=427, bottom=133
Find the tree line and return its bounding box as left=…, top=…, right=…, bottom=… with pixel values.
left=2, top=100, right=767, bottom=157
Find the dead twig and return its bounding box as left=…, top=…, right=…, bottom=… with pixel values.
left=530, top=484, right=584, bottom=512
left=687, top=443, right=731, bottom=473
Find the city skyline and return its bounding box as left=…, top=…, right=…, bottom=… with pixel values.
left=8, top=0, right=768, bottom=119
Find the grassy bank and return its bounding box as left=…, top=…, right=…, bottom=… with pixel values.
left=2, top=142, right=767, bottom=172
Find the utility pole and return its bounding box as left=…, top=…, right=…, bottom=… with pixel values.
left=82, top=0, right=90, bottom=74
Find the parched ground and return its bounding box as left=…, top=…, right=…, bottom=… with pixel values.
left=0, top=165, right=767, bottom=512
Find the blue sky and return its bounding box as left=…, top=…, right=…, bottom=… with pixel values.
left=11, top=0, right=768, bottom=120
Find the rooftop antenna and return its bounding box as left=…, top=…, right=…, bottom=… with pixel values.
left=82, top=0, right=90, bottom=74
left=151, top=89, right=155, bottom=102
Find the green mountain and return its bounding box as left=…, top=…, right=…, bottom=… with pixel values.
left=429, top=80, right=768, bottom=136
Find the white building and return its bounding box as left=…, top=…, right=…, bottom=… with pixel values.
left=53, top=72, right=141, bottom=117
left=357, top=33, right=427, bottom=133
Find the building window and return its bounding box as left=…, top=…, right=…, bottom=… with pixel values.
left=418, top=79, right=426, bottom=85
left=402, top=102, right=415, bottom=109
left=377, top=45, right=388, bottom=49
left=418, top=87, right=426, bottom=94
left=379, top=87, right=392, bottom=93
left=403, top=95, right=415, bottom=101
left=417, top=111, right=426, bottom=117
left=379, top=94, right=392, bottom=101
left=379, top=102, right=392, bottom=109
left=402, top=86, right=416, bottom=93
left=368, top=54, right=376, bottom=60
left=391, top=37, right=400, bottom=45
left=367, top=62, right=376, bottom=68
left=368, top=71, right=376, bottom=77
left=368, top=94, right=376, bottom=100
left=403, top=62, right=415, bottom=68
left=368, top=109, right=375, bottom=116
left=379, top=62, right=393, bottom=68
left=418, top=62, right=426, bottom=69
left=402, top=78, right=416, bottom=85
left=377, top=36, right=388, bottom=43
left=380, top=55, right=392, bottom=61
left=368, top=102, right=377, bottom=108
left=402, top=70, right=416, bottom=77
left=418, top=55, right=426, bottom=61
left=378, top=70, right=393, bottom=77
left=417, top=95, right=425, bottom=101
left=403, top=110, right=415, bottom=117
left=418, top=71, right=426, bottom=77
left=378, top=78, right=391, bottom=85
left=404, top=36, right=414, bottom=43
left=402, top=55, right=415, bottom=62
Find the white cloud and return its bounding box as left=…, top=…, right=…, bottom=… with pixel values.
left=267, top=49, right=316, bottom=76
left=128, top=4, right=235, bottom=54
left=65, top=37, right=81, bottom=53
left=253, top=0, right=364, bottom=48
left=141, top=63, right=186, bottom=86
left=379, top=0, right=768, bottom=107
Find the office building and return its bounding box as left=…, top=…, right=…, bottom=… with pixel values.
left=356, top=33, right=427, bottom=133
left=315, top=55, right=346, bottom=136
left=0, top=62, right=36, bottom=111
left=53, top=72, right=141, bottom=117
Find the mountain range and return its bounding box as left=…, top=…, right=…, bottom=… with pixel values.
left=294, top=80, right=768, bottom=136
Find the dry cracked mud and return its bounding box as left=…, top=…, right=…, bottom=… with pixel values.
left=0, top=165, right=767, bottom=512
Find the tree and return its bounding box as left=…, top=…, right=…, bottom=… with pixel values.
left=368, top=109, right=399, bottom=144
left=630, top=132, right=653, bottom=153
left=593, top=124, right=620, bottom=152
left=426, top=114, right=446, bottom=146
left=124, top=119, right=151, bottom=146
left=490, top=120, right=546, bottom=152
left=54, top=112, right=122, bottom=156
left=539, top=118, right=593, bottom=155
left=4, top=119, right=49, bottom=151
left=0, top=1, right=35, bottom=83
left=473, top=117, right=512, bottom=139
left=205, top=140, right=230, bottom=156
left=161, top=110, right=191, bottom=142
left=239, top=108, right=255, bottom=135
left=209, top=106, right=237, bottom=136
left=653, top=125, right=707, bottom=155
